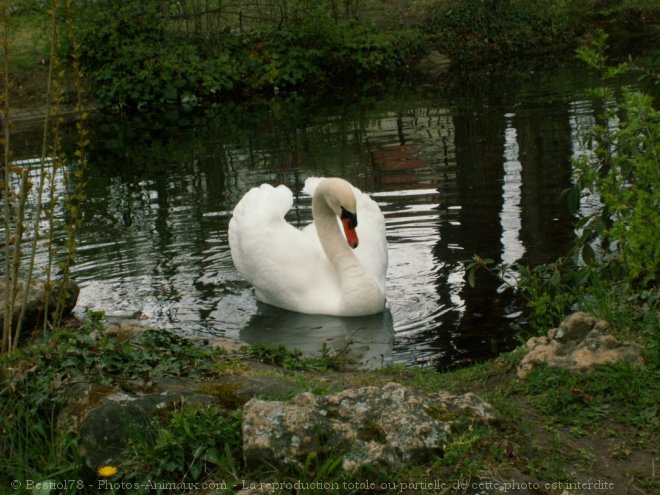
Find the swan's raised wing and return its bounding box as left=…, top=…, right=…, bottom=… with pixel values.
left=229, top=183, right=301, bottom=288
left=228, top=183, right=339, bottom=313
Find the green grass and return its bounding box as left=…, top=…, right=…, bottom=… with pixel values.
left=121, top=405, right=242, bottom=487
left=5, top=7, right=53, bottom=108
left=517, top=363, right=659, bottom=431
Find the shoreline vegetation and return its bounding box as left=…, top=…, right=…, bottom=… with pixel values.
left=1, top=1, right=658, bottom=494
left=4, top=0, right=659, bottom=112
left=1, top=314, right=657, bottom=494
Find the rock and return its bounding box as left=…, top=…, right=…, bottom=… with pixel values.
left=73, top=373, right=297, bottom=473
left=517, top=312, right=644, bottom=378
left=242, top=381, right=495, bottom=471
left=0, top=279, right=79, bottom=341
left=77, top=381, right=219, bottom=472
left=554, top=311, right=609, bottom=344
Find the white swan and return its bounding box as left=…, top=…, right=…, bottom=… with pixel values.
left=228, top=177, right=387, bottom=316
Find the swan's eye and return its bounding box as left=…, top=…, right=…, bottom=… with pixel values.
left=340, top=207, right=358, bottom=229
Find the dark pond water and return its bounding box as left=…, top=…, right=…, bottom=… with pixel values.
left=9, top=59, right=617, bottom=368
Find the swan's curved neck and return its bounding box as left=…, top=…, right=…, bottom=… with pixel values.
left=311, top=180, right=385, bottom=315
left=312, top=194, right=355, bottom=270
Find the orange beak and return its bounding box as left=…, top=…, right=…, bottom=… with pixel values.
left=342, top=218, right=359, bottom=249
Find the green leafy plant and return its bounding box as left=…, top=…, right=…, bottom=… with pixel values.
left=568, top=34, right=659, bottom=288
left=465, top=255, right=587, bottom=332
left=122, top=405, right=242, bottom=487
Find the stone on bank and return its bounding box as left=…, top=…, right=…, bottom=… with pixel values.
left=517, top=312, right=644, bottom=378
left=242, top=381, right=496, bottom=471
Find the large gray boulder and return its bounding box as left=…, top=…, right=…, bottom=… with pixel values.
left=242, top=381, right=495, bottom=471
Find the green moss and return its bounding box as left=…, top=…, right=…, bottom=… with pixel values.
left=194, top=382, right=244, bottom=410
left=425, top=404, right=456, bottom=422
left=359, top=420, right=387, bottom=443
left=214, top=356, right=249, bottom=375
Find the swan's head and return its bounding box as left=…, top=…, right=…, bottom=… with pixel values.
left=316, top=178, right=359, bottom=249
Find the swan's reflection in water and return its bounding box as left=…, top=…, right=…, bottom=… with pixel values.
left=239, top=305, right=394, bottom=369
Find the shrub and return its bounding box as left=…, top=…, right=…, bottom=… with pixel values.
left=570, top=32, right=659, bottom=288
left=75, top=1, right=218, bottom=107
left=428, top=0, right=577, bottom=62
left=72, top=0, right=427, bottom=108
